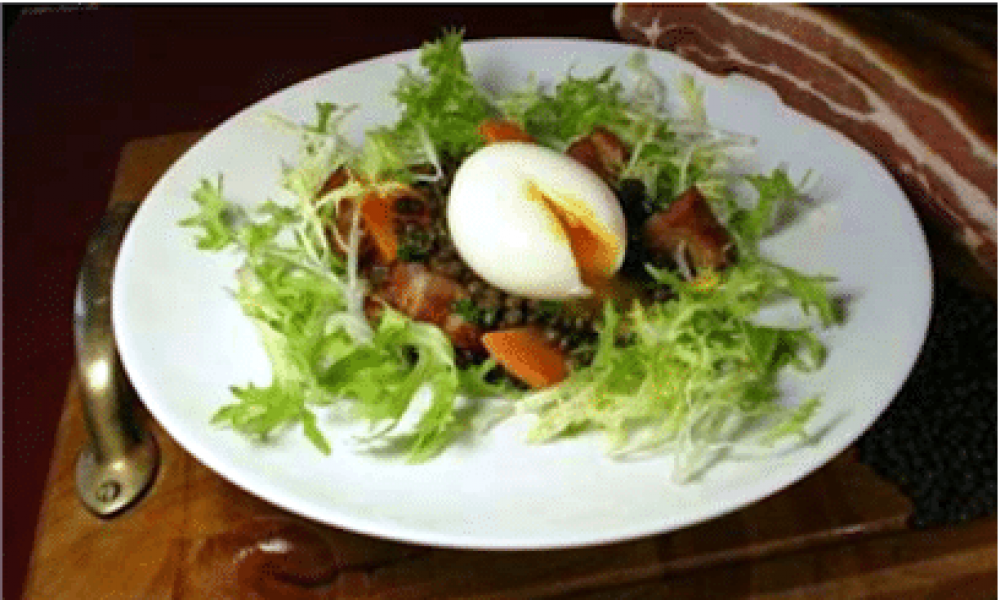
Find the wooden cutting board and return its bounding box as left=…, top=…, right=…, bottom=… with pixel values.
left=22, top=133, right=997, bottom=599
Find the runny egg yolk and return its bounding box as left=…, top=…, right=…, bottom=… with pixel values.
left=524, top=181, right=622, bottom=288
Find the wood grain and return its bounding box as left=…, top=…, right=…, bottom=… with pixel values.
left=22, top=133, right=997, bottom=600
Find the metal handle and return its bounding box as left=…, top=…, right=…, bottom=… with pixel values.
left=73, top=201, right=158, bottom=516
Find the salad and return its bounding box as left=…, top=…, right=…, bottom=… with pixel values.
left=181, top=33, right=839, bottom=481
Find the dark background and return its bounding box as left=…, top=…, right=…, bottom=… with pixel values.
left=3, top=6, right=618, bottom=598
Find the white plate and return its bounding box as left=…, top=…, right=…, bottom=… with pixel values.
left=114, top=39, right=932, bottom=549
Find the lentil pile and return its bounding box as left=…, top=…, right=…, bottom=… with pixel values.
left=858, top=276, right=997, bottom=528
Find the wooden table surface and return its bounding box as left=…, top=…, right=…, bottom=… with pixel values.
left=6, top=6, right=996, bottom=599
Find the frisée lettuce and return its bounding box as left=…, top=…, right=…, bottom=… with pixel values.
left=522, top=255, right=833, bottom=482
left=180, top=32, right=840, bottom=475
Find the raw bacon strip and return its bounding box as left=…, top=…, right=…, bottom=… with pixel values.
left=614, top=3, right=997, bottom=285
left=643, top=187, right=732, bottom=271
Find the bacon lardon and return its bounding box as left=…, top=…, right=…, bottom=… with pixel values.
left=643, top=186, right=732, bottom=272
left=373, top=262, right=485, bottom=355
left=566, top=127, right=631, bottom=184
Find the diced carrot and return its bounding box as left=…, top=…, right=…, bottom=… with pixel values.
left=359, top=193, right=398, bottom=263
left=478, top=118, right=535, bottom=144
left=482, top=326, right=568, bottom=389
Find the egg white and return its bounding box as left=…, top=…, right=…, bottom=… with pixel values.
left=447, top=142, right=627, bottom=300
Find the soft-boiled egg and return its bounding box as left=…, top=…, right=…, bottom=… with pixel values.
left=447, top=142, right=628, bottom=300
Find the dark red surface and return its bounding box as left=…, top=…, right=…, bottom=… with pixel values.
left=3, top=6, right=618, bottom=598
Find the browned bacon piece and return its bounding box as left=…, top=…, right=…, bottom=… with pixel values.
left=318, top=172, right=483, bottom=355
left=643, top=186, right=732, bottom=271
left=372, top=262, right=485, bottom=354
left=566, top=127, right=631, bottom=183
left=614, top=3, right=998, bottom=288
